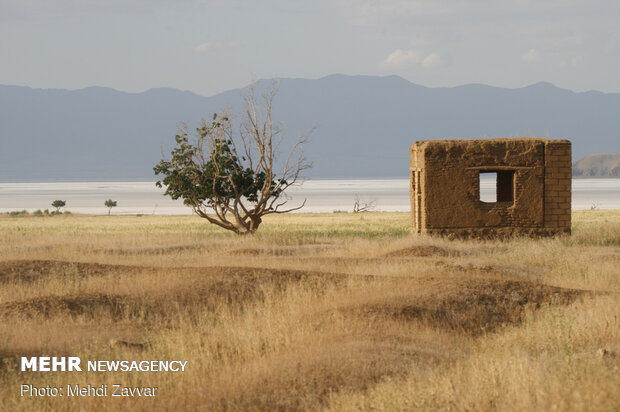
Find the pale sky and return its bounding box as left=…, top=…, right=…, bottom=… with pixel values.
left=1, top=0, right=619, bottom=96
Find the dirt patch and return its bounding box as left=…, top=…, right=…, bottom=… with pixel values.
left=384, top=245, right=462, bottom=258
left=0, top=267, right=354, bottom=320
left=434, top=261, right=497, bottom=273
left=100, top=244, right=205, bottom=255
left=278, top=257, right=389, bottom=266
left=0, top=293, right=142, bottom=320
left=348, top=278, right=585, bottom=336
left=0, top=260, right=148, bottom=283
left=0, top=355, right=17, bottom=377
left=0, top=259, right=358, bottom=294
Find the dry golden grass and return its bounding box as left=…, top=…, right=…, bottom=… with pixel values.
left=0, top=210, right=618, bottom=411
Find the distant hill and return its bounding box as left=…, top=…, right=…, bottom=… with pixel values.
left=1, top=75, right=619, bottom=181
left=574, top=154, right=620, bottom=177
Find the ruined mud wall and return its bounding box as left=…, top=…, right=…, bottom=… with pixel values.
left=410, top=138, right=571, bottom=239
left=543, top=142, right=572, bottom=234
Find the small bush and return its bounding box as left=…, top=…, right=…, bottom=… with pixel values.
left=51, top=200, right=66, bottom=213
left=33, top=209, right=43, bottom=216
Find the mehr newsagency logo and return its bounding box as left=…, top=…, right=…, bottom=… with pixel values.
left=19, top=356, right=188, bottom=398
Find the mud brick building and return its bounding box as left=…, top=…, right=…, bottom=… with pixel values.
left=410, top=138, right=571, bottom=238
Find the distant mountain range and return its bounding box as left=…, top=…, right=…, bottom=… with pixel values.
left=574, top=154, right=620, bottom=177
left=1, top=74, right=619, bottom=181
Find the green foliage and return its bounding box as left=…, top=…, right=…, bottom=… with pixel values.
left=104, top=199, right=118, bottom=215
left=153, top=83, right=309, bottom=235
left=154, top=114, right=283, bottom=210
left=51, top=200, right=66, bottom=213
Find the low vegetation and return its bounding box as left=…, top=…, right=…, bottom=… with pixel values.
left=104, top=200, right=117, bottom=215
left=2, top=209, right=70, bottom=217
left=0, top=211, right=618, bottom=411
left=51, top=200, right=66, bottom=214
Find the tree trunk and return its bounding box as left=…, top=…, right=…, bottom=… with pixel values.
left=248, top=216, right=262, bottom=233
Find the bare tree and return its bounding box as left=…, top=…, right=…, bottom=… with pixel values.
left=154, top=81, right=312, bottom=235
left=352, top=194, right=377, bottom=213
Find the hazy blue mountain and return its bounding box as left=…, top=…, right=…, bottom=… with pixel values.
left=574, top=154, right=620, bottom=177
left=1, top=74, right=619, bottom=181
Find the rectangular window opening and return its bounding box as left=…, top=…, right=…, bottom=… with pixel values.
left=479, top=171, right=514, bottom=203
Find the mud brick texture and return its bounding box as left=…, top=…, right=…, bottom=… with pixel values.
left=410, top=138, right=571, bottom=239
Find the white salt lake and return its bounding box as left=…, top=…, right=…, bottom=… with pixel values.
left=0, top=179, right=619, bottom=215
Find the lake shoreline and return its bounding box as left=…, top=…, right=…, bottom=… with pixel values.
left=1, top=179, right=620, bottom=214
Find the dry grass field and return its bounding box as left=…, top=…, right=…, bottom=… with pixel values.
left=0, top=211, right=619, bottom=411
